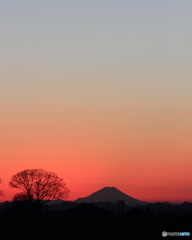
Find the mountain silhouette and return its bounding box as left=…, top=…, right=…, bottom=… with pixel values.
left=75, top=187, right=146, bottom=204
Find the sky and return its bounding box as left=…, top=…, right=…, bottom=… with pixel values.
left=0, top=0, right=192, bottom=203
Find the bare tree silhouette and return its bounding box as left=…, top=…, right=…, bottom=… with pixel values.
left=13, top=192, right=30, bottom=201
left=9, top=169, right=70, bottom=207
left=0, top=178, right=3, bottom=197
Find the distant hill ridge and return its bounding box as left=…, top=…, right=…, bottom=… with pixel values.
left=75, top=187, right=146, bottom=204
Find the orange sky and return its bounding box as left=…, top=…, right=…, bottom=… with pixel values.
left=1, top=102, right=191, bottom=203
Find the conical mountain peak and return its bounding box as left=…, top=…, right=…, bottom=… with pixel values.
left=75, top=187, right=146, bottom=204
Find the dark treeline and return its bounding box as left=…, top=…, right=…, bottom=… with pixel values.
left=1, top=199, right=192, bottom=215
left=0, top=200, right=192, bottom=240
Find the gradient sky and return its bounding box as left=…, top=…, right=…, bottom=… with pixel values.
left=0, top=0, right=192, bottom=203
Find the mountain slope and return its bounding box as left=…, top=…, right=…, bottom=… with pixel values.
left=75, top=187, right=146, bottom=204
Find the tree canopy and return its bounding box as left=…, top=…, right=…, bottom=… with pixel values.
left=9, top=169, right=70, bottom=205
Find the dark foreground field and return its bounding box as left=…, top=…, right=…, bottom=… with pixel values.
left=0, top=213, right=191, bottom=240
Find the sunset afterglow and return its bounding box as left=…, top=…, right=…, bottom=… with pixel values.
left=0, top=1, right=192, bottom=203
